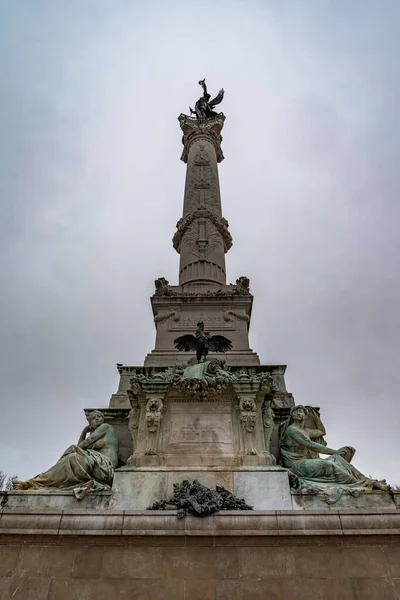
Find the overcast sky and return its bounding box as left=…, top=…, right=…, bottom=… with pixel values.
left=1, top=0, right=399, bottom=484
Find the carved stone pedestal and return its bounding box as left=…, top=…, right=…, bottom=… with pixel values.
left=124, top=362, right=282, bottom=471
left=110, top=466, right=292, bottom=510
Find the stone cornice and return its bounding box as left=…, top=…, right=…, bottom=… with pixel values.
left=84, top=408, right=130, bottom=419
left=1, top=508, right=399, bottom=537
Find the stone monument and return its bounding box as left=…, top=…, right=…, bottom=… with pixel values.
left=7, top=78, right=394, bottom=513
left=1, top=79, right=399, bottom=600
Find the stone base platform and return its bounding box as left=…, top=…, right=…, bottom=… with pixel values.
left=2, top=486, right=399, bottom=512
left=1, top=508, right=400, bottom=600
left=110, top=466, right=292, bottom=510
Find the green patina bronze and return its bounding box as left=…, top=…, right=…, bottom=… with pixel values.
left=15, top=410, right=119, bottom=499
left=280, top=405, right=390, bottom=504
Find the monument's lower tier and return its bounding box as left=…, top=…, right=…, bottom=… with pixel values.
left=111, top=466, right=292, bottom=510
left=0, top=508, right=399, bottom=600
left=2, top=481, right=399, bottom=512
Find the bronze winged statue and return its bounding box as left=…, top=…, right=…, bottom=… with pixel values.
left=174, top=321, right=232, bottom=363
left=189, top=79, right=224, bottom=120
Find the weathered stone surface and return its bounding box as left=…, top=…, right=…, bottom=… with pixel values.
left=0, top=544, right=20, bottom=577
left=4, top=484, right=398, bottom=513
left=48, top=578, right=120, bottom=600
left=145, top=295, right=260, bottom=368
left=110, top=467, right=291, bottom=510
left=58, top=510, right=124, bottom=536
left=0, top=490, right=110, bottom=510
left=233, top=469, right=292, bottom=510
left=0, top=576, right=52, bottom=600
left=1, top=508, right=400, bottom=599
left=0, top=509, right=62, bottom=535
left=291, top=489, right=399, bottom=510
left=164, top=401, right=235, bottom=465
left=111, top=469, right=167, bottom=510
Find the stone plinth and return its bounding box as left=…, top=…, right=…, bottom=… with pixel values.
left=2, top=488, right=399, bottom=511
left=1, top=507, right=400, bottom=600
left=146, top=288, right=260, bottom=368
left=110, top=466, right=292, bottom=510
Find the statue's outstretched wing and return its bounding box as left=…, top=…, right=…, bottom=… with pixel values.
left=174, top=334, right=198, bottom=352
left=208, top=334, right=232, bottom=353
left=209, top=88, right=224, bottom=109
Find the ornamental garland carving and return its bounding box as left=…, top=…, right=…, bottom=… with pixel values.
left=129, top=363, right=276, bottom=400
left=173, top=207, right=232, bottom=253
left=148, top=479, right=252, bottom=518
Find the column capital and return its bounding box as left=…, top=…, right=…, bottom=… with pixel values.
left=178, top=113, right=225, bottom=163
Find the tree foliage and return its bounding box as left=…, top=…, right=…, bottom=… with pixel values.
left=0, top=471, right=18, bottom=491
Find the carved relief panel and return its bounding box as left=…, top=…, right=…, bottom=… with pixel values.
left=145, top=397, right=163, bottom=455
left=239, top=397, right=258, bottom=456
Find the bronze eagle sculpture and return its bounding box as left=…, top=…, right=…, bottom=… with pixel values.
left=174, top=321, right=232, bottom=363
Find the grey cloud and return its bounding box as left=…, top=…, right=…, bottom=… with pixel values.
left=0, top=0, right=399, bottom=483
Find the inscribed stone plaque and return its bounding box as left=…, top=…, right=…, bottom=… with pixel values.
left=169, top=312, right=234, bottom=331
left=166, top=403, right=234, bottom=454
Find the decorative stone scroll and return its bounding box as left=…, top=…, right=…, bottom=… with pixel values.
left=148, top=479, right=252, bottom=518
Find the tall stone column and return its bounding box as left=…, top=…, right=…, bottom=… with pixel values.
left=142, top=111, right=262, bottom=367
left=173, top=114, right=232, bottom=289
